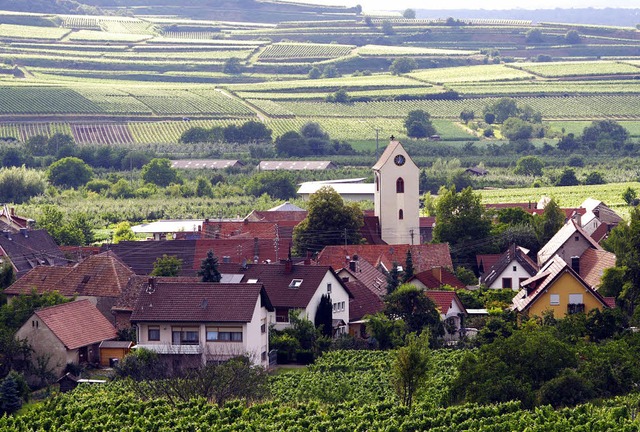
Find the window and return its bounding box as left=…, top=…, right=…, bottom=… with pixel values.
left=512, top=266, right=517, bottom=272
left=375, top=175, right=379, bottom=191
left=289, top=279, right=303, bottom=288
left=575, top=236, right=579, bottom=241
left=399, top=209, right=404, bottom=220
left=327, top=283, right=332, bottom=294
left=276, top=308, right=290, bottom=323
left=261, top=319, right=266, bottom=334
left=206, top=327, right=242, bottom=342
left=502, top=278, right=512, bottom=289
left=261, top=351, right=267, bottom=361
left=550, top=294, right=560, bottom=306
left=172, top=328, right=199, bottom=345
left=569, top=294, right=583, bottom=304
left=396, top=177, right=404, bottom=193
left=148, top=327, right=160, bottom=341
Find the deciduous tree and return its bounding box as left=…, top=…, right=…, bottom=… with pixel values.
left=151, top=254, right=183, bottom=277
left=47, top=157, right=93, bottom=189
left=141, top=158, right=179, bottom=187
left=391, top=332, right=430, bottom=409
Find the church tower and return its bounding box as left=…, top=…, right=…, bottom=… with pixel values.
left=372, top=139, right=420, bottom=245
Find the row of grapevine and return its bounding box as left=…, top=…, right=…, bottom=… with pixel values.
left=509, top=61, right=640, bottom=77
left=0, top=87, right=102, bottom=114
left=71, top=124, right=134, bottom=145
left=449, top=79, right=640, bottom=96
left=0, top=23, right=70, bottom=40
left=258, top=42, right=354, bottom=60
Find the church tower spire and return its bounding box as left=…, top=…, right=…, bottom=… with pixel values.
left=372, top=139, right=420, bottom=245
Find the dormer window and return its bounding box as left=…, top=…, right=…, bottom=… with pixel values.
left=289, top=279, right=303, bottom=288
left=81, top=275, right=91, bottom=284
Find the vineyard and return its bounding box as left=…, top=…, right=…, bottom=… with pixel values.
left=3, top=349, right=640, bottom=431
left=510, top=61, right=640, bottom=78
left=257, top=42, right=355, bottom=60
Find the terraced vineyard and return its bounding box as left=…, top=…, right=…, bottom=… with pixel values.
left=510, top=61, right=640, bottom=77
left=258, top=42, right=354, bottom=60
left=407, top=64, right=535, bottom=83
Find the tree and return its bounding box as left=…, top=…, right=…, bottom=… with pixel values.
left=384, top=284, right=443, bottom=339
left=293, top=186, right=363, bottom=255
left=314, top=294, right=333, bottom=337
left=565, top=30, right=581, bottom=44
left=386, top=262, right=400, bottom=295
left=141, top=158, right=179, bottom=187
left=433, top=186, right=491, bottom=246
left=556, top=168, right=579, bottom=186
left=275, top=131, right=309, bottom=157
left=326, top=88, right=350, bottom=103
left=223, top=57, right=243, bottom=74
left=459, top=110, right=475, bottom=123
left=622, top=186, right=637, bottom=206
left=584, top=171, right=607, bottom=185
left=112, top=221, right=136, bottom=243
left=391, top=332, right=430, bottom=409
left=199, top=249, right=221, bottom=282
left=245, top=171, right=296, bottom=200
left=389, top=57, right=417, bottom=75
left=26, top=135, right=48, bottom=156
left=365, top=312, right=406, bottom=350
left=180, top=127, right=212, bottom=144
left=557, top=133, right=580, bottom=152
left=581, top=120, right=629, bottom=151
left=322, top=64, right=339, bottom=78
left=404, top=110, right=436, bottom=138
left=47, top=157, right=93, bottom=189
left=0, top=166, right=46, bottom=204
left=535, top=198, right=565, bottom=246
left=381, top=20, right=394, bottom=35
left=0, top=374, right=22, bottom=415
left=301, top=122, right=329, bottom=140
left=308, top=66, right=322, bottom=79
left=525, top=28, right=544, bottom=44
left=151, top=254, right=183, bottom=277
left=402, top=249, right=414, bottom=283
left=239, top=121, right=272, bottom=143
left=501, top=117, right=533, bottom=141
left=514, top=155, right=544, bottom=177
left=195, top=177, right=214, bottom=198
left=402, top=8, right=416, bottom=19
left=48, top=133, right=75, bottom=155
left=483, top=98, right=519, bottom=123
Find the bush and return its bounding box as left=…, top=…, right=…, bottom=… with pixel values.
left=47, top=157, right=93, bottom=189
left=584, top=171, right=606, bottom=185
left=0, top=166, right=46, bottom=203
left=556, top=168, right=580, bottom=186
left=85, top=179, right=111, bottom=194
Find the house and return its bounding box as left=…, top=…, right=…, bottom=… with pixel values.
left=218, top=261, right=353, bottom=335
left=575, top=248, right=617, bottom=290
left=0, top=228, right=67, bottom=278
left=512, top=255, right=615, bottom=319
left=4, top=251, right=135, bottom=322
left=297, top=178, right=375, bottom=202
left=131, top=219, right=203, bottom=241
left=317, top=244, right=454, bottom=275
left=424, top=290, right=467, bottom=342
left=15, top=300, right=117, bottom=378
left=346, top=279, right=384, bottom=339
left=131, top=279, right=273, bottom=368
left=479, top=244, right=538, bottom=290
left=259, top=160, right=337, bottom=171
left=408, top=267, right=466, bottom=290
left=537, top=219, right=603, bottom=267
left=0, top=205, right=33, bottom=232
left=171, top=159, right=244, bottom=169
left=335, top=256, right=387, bottom=298
left=579, top=198, right=622, bottom=241
left=244, top=202, right=307, bottom=223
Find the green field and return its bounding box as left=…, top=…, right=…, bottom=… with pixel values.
left=511, top=61, right=640, bottom=77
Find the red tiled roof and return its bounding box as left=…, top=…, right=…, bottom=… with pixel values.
left=245, top=210, right=308, bottom=223
left=424, top=290, right=466, bottom=315
left=411, top=267, right=466, bottom=290
left=131, top=281, right=272, bottom=323
left=589, top=223, right=609, bottom=244
left=106, top=240, right=197, bottom=276
left=479, top=244, right=538, bottom=287
left=201, top=220, right=299, bottom=240
left=347, top=280, right=384, bottom=321
left=604, top=297, right=616, bottom=308
left=419, top=217, right=436, bottom=228
left=216, top=262, right=351, bottom=309
left=340, top=259, right=387, bottom=297
left=579, top=248, right=616, bottom=289
left=317, top=244, right=453, bottom=274
left=35, top=300, right=116, bottom=349
left=112, top=275, right=201, bottom=312
left=4, top=266, right=70, bottom=296
left=513, top=255, right=609, bottom=313
left=537, top=219, right=602, bottom=266
left=193, top=238, right=289, bottom=269
left=476, top=254, right=501, bottom=273
left=0, top=229, right=68, bottom=277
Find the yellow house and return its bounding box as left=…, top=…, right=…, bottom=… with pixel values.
left=512, top=254, right=614, bottom=319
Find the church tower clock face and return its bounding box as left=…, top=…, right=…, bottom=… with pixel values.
left=394, top=154, right=406, bottom=166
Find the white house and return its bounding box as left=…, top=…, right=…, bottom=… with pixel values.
left=537, top=219, right=603, bottom=267
left=130, top=279, right=273, bottom=368
left=480, top=244, right=538, bottom=290
left=424, top=291, right=467, bottom=342
left=219, top=261, right=353, bottom=335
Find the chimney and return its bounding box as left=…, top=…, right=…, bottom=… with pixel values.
left=254, top=237, right=259, bottom=258
left=19, top=228, right=28, bottom=238
left=349, top=260, right=357, bottom=272
left=2, top=230, right=11, bottom=240
left=284, top=259, right=293, bottom=274
left=9, top=207, right=14, bottom=216
left=432, top=266, right=443, bottom=283
left=304, top=251, right=311, bottom=266
left=147, top=277, right=156, bottom=291
left=572, top=211, right=582, bottom=227
left=571, top=256, right=580, bottom=274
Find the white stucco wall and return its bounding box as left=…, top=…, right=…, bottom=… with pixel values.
left=486, top=261, right=534, bottom=291
left=15, top=315, right=70, bottom=378
left=374, top=144, right=420, bottom=245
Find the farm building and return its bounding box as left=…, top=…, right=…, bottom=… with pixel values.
left=258, top=160, right=337, bottom=170
left=171, top=159, right=244, bottom=169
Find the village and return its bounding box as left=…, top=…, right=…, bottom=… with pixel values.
left=0, top=139, right=627, bottom=393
